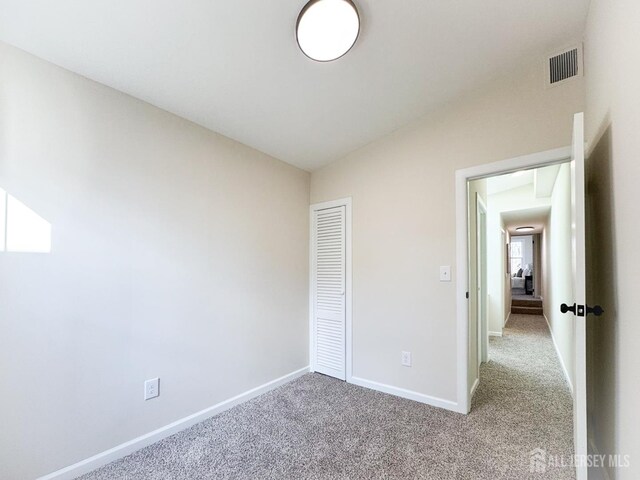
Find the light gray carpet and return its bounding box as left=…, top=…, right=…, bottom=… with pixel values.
left=80, top=314, right=574, bottom=479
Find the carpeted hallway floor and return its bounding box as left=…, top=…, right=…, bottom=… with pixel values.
left=81, top=314, right=574, bottom=479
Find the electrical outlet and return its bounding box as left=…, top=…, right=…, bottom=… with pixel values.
left=401, top=351, right=412, bottom=367
left=440, top=266, right=451, bottom=282
left=144, top=378, right=159, bottom=400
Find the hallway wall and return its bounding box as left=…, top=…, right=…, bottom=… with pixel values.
left=541, top=163, right=575, bottom=392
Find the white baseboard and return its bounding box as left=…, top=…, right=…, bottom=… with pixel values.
left=543, top=314, right=574, bottom=395
left=489, top=331, right=503, bottom=337
left=39, top=366, right=310, bottom=480
left=349, top=376, right=463, bottom=414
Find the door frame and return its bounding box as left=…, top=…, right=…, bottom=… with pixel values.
left=476, top=194, right=489, bottom=367
left=309, top=197, right=353, bottom=382
left=509, top=233, right=537, bottom=296
left=455, top=146, right=572, bottom=414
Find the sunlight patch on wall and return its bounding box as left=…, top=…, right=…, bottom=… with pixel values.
left=0, top=188, right=52, bottom=253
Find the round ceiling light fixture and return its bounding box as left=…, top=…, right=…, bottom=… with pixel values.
left=516, top=226, right=535, bottom=232
left=296, top=0, right=360, bottom=62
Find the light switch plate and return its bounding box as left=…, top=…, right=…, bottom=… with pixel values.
left=440, top=266, right=451, bottom=282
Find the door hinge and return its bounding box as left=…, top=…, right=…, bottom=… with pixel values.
left=466, top=291, right=469, bottom=299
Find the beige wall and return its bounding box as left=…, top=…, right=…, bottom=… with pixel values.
left=0, top=43, right=310, bottom=479
left=584, top=1, right=640, bottom=478
left=310, top=58, right=584, bottom=405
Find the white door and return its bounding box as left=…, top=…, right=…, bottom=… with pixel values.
left=568, top=112, right=587, bottom=480
left=312, top=205, right=346, bottom=380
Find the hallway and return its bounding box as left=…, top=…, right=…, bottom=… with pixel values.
left=473, top=313, right=575, bottom=479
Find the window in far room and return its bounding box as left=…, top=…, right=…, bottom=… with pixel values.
left=510, top=241, right=523, bottom=274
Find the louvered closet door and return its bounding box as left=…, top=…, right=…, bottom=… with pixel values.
left=313, top=206, right=346, bottom=380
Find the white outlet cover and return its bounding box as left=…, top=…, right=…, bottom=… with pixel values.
left=440, top=266, right=451, bottom=282
left=401, top=351, right=412, bottom=367
left=144, top=377, right=160, bottom=400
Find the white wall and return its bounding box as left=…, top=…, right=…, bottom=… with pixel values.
left=541, top=163, right=574, bottom=391
left=486, top=185, right=551, bottom=333
left=0, top=43, right=310, bottom=479
left=584, top=1, right=640, bottom=478
left=310, top=58, right=584, bottom=406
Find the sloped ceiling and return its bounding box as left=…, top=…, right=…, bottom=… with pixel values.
left=0, top=0, right=589, bottom=170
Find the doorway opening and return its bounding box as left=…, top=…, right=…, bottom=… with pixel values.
left=455, top=110, right=589, bottom=480
left=468, top=161, right=568, bottom=391
left=509, top=234, right=535, bottom=297
left=508, top=232, right=543, bottom=316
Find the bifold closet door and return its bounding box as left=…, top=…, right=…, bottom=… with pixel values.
left=312, top=206, right=346, bottom=380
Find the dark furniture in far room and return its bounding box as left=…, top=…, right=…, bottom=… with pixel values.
left=525, top=275, right=533, bottom=295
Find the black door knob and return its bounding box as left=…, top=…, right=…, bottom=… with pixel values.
left=587, top=305, right=604, bottom=316
left=561, top=303, right=604, bottom=316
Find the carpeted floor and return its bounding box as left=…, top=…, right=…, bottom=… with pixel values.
left=80, top=314, right=574, bottom=479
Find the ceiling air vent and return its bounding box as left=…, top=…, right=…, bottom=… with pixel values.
left=547, top=46, right=582, bottom=86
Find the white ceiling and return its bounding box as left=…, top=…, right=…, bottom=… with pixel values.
left=486, top=170, right=535, bottom=195
left=0, top=0, right=589, bottom=170
left=534, top=164, right=562, bottom=197
left=502, top=207, right=550, bottom=235
left=487, top=163, right=562, bottom=197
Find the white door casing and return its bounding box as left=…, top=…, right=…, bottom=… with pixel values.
left=456, top=144, right=575, bottom=416
left=477, top=194, right=489, bottom=365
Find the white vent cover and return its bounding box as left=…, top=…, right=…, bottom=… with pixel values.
left=547, top=45, right=582, bottom=86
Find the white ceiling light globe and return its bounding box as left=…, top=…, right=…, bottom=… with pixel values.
left=296, top=0, right=360, bottom=62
